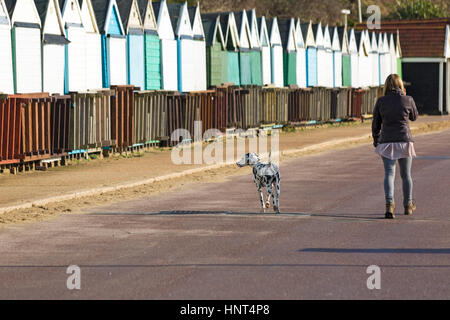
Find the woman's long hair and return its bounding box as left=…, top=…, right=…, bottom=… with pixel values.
left=384, top=74, right=405, bottom=96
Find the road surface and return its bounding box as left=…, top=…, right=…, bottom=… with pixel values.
left=0, top=130, right=449, bottom=299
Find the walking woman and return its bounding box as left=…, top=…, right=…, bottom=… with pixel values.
left=372, top=74, right=419, bottom=219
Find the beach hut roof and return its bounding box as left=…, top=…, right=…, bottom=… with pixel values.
left=78, top=0, right=100, bottom=33
left=331, top=26, right=341, bottom=51
left=277, top=18, right=296, bottom=51
left=369, top=31, right=378, bottom=52
left=355, top=30, right=368, bottom=56
left=232, top=9, right=251, bottom=48
left=91, top=0, right=125, bottom=34
left=117, top=0, right=143, bottom=32
left=167, top=2, right=191, bottom=37
left=301, top=21, right=315, bottom=47
left=257, top=16, right=270, bottom=47
left=5, top=0, right=41, bottom=25
left=34, top=0, right=66, bottom=37
left=201, top=13, right=224, bottom=48
left=246, top=9, right=260, bottom=48
left=336, top=26, right=349, bottom=53
left=323, top=24, right=332, bottom=49
left=152, top=1, right=175, bottom=39
left=135, top=0, right=157, bottom=31
left=348, top=28, right=358, bottom=53
left=166, top=2, right=181, bottom=33
left=311, top=22, right=323, bottom=47
left=188, top=4, right=204, bottom=39
left=294, top=18, right=304, bottom=48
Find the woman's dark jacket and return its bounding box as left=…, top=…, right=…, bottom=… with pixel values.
left=372, top=88, right=419, bottom=146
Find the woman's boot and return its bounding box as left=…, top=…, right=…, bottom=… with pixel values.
left=404, top=201, right=416, bottom=215
left=385, top=202, right=395, bottom=219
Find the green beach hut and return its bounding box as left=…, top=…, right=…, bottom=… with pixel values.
left=202, top=13, right=227, bottom=87
left=137, top=0, right=162, bottom=90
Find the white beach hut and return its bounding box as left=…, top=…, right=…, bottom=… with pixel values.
left=60, top=0, right=87, bottom=92
left=5, top=0, right=42, bottom=93
left=79, top=0, right=102, bottom=90
left=322, top=24, right=334, bottom=87
left=369, top=31, right=379, bottom=86
left=35, top=0, right=68, bottom=94
left=167, top=2, right=194, bottom=92
left=92, top=0, right=127, bottom=88
left=348, top=28, right=359, bottom=88
left=294, top=19, right=307, bottom=88
left=267, top=17, right=284, bottom=87
left=356, top=30, right=370, bottom=87
left=257, top=16, right=271, bottom=86
left=188, top=3, right=206, bottom=91
left=331, top=26, right=342, bottom=88
left=379, top=32, right=391, bottom=84
left=152, top=1, right=177, bottom=91
left=313, top=22, right=329, bottom=87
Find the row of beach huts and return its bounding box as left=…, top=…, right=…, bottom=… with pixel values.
left=0, top=0, right=402, bottom=95
left=1, top=0, right=394, bottom=174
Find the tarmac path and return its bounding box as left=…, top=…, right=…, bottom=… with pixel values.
left=0, top=130, right=449, bottom=299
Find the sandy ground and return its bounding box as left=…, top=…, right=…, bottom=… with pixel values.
left=1, top=115, right=450, bottom=226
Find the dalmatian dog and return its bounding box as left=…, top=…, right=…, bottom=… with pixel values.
left=236, top=152, right=280, bottom=213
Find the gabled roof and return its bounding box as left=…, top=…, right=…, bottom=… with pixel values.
left=166, top=2, right=182, bottom=35
left=267, top=18, right=281, bottom=47
left=369, top=31, right=378, bottom=52
left=382, top=32, right=390, bottom=53
left=201, top=13, right=224, bottom=48
left=337, top=26, right=348, bottom=53
left=218, top=12, right=227, bottom=37
left=301, top=21, right=315, bottom=47
left=152, top=0, right=160, bottom=22
left=257, top=16, right=270, bottom=47
left=347, top=28, right=358, bottom=53
left=91, top=0, right=125, bottom=34
left=233, top=9, right=251, bottom=48
left=35, top=0, right=65, bottom=36
left=356, top=18, right=449, bottom=58
left=331, top=26, right=341, bottom=52
left=355, top=30, right=368, bottom=56
left=5, top=0, right=41, bottom=25
left=294, top=18, right=305, bottom=48
left=79, top=0, right=100, bottom=33
left=188, top=5, right=195, bottom=27
left=246, top=9, right=260, bottom=48
left=188, top=4, right=204, bottom=39
left=117, top=0, right=143, bottom=32
left=135, top=0, right=156, bottom=31
left=208, top=11, right=241, bottom=49
left=152, top=1, right=175, bottom=39
left=277, top=18, right=296, bottom=51
left=167, top=2, right=191, bottom=37
left=322, top=24, right=332, bottom=49
left=311, top=22, right=323, bottom=47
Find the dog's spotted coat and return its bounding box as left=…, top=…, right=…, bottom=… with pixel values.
left=237, top=153, right=280, bottom=213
